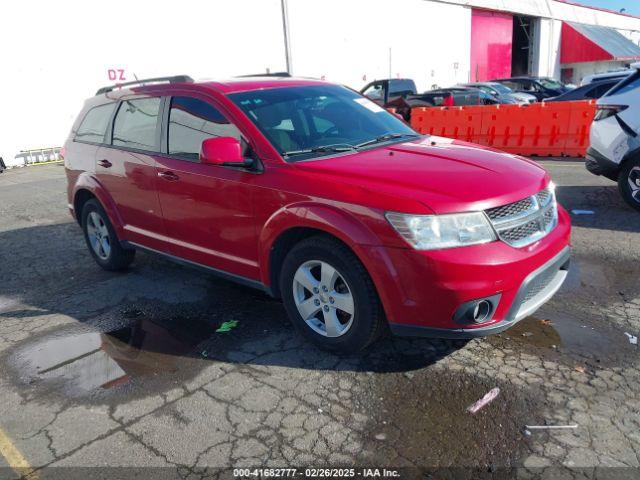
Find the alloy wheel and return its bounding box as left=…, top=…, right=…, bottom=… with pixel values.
left=292, top=260, right=355, bottom=337
left=86, top=211, right=111, bottom=260
left=628, top=166, right=640, bottom=204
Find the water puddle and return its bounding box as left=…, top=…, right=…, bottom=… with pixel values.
left=359, top=370, right=541, bottom=468
left=561, top=256, right=638, bottom=308
left=490, top=313, right=634, bottom=366
left=9, top=309, right=214, bottom=397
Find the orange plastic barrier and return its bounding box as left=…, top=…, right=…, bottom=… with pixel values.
left=410, top=100, right=596, bottom=157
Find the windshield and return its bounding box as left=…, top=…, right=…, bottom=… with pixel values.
left=538, top=78, right=564, bottom=89
left=229, top=85, right=418, bottom=161
left=488, top=83, right=512, bottom=95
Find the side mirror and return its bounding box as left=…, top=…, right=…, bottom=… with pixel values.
left=200, top=137, right=252, bottom=168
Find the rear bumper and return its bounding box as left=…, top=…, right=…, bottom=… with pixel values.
left=585, top=147, right=619, bottom=180
left=388, top=246, right=570, bottom=339
left=362, top=206, right=571, bottom=338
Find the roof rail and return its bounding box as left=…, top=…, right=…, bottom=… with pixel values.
left=236, top=72, right=291, bottom=78
left=95, top=75, right=194, bottom=95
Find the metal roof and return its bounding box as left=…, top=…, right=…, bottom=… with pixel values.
left=567, top=22, right=640, bottom=60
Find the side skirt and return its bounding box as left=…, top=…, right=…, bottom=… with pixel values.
left=122, top=241, right=273, bottom=296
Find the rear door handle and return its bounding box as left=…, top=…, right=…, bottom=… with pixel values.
left=97, top=159, right=112, bottom=168
left=157, top=171, right=179, bottom=181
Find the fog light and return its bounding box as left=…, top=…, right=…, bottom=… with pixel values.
left=452, top=294, right=501, bottom=325
left=472, top=300, right=492, bottom=323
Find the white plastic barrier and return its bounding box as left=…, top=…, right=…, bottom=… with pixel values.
left=4, top=148, right=62, bottom=169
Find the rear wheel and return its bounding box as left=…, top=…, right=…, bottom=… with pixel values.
left=82, top=199, right=135, bottom=270
left=280, top=236, right=384, bottom=352
left=618, top=158, right=640, bottom=212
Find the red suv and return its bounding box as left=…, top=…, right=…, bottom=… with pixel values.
left=65, top=75, right=571, bottom=352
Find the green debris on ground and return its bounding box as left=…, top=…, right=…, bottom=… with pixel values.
left=216, top=319, right=239, bottom=333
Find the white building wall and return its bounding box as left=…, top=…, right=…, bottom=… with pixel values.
left=287, top=0, right=471, bottom=92
left=441, top=0, right=552, bottom=18
left=2, top=0, right=640, bottom=164
left=563, top=60, right=629, bottom=82
left=0, top=0, right=286, bottom=165
left=443, top=0, right=640, bottom=31
left=444, top=0, right=640, bottom=79
left=543, top=18, right=563, bottom=80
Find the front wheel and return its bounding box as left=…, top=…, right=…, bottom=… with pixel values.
left=81, top=199, right=135, bottom=271
left=280, top=236, right=384, bottom=352
left=618, top=158, right=640, bottom=212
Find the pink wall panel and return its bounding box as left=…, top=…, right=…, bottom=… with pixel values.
left=470, top=9, right=513, bottom=82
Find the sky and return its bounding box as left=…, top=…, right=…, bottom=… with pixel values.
left=572, top=0, right=640, bottom=16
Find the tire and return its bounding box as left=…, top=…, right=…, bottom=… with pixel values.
left=279, top=236, right=384, bottom=352
left=81, top=199, right=135, bottom=271
left=618, top=158, right=640, bottom=212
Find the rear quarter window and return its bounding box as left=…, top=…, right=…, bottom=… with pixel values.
left=75, top=103, right=117, bottom=144
left=587, top=82, right=616, bottom=99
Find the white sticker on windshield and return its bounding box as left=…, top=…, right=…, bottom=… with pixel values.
left=354, top=97, right=386, bottom=113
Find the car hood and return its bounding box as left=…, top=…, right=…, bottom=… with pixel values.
left=293, top=136, right=549, bottom=214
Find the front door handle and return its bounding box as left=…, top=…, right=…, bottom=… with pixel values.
left=157, top=171, right=179, bottom=181
left=97, top=159, right=112, bottom=168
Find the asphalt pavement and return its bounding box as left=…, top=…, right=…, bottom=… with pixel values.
left=0, top=160, right=638, bottom=479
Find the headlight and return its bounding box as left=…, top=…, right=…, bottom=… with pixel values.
left=385, top=211, right=497, bottom=250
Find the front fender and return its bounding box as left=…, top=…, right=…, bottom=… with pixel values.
left=72, top=173, right=125, bottom=236
left=258, top=202, right=382, bottom=286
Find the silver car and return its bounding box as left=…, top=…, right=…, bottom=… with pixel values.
left=462, top=82, right=537, bottom=104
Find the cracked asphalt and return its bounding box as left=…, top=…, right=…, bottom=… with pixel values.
left=0, top=160, right=639, bottom=479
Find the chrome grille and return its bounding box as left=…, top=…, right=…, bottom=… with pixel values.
left=500, top=219, right=540, bottom=243
left=485, top=186, right=558, bottom=248
left=537, top=189, right=552, bottom=207
left=486, top=197, right=534, bottom=221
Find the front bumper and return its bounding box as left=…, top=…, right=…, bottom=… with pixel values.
left=585, top=147, right=620, bottom=181
left=388, top=246, right=570, bottom=339
left=362, top=206, right=571, bottom=339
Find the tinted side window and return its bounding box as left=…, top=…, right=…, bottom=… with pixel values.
left=479, top=91, right=498, bottom=104
left=75, top=103, right=117, bottom=143
left=112, top=98, right=161, bottom=151
left=591, top=82, right=615, bottom=98
left=501, top=81, right=518, bottom=90
left=584, top=83, right=610, bottom=99
left=454, top=92, right=475, bottom=105
left=479, top=86, right=497, bottom=96
left=168, top=96, right=242, bottom=160
left=388, top=79, right=416, bottom=96
left=521, top=81, right=536, bottom=92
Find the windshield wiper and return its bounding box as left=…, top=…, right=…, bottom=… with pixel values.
left=355, top=133, right=420, bottom=149
left=282, top=144, right=358, bottom=158
left=282, top=134, right=420, bottom=158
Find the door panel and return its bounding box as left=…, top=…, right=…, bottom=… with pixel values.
left=94, top=96, right=169, bottom=251
left=155, top=157, right=259, bottom=279
left=95, top=146, right=168, bottom=251
left=155, top=95, right=259, bottom=280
